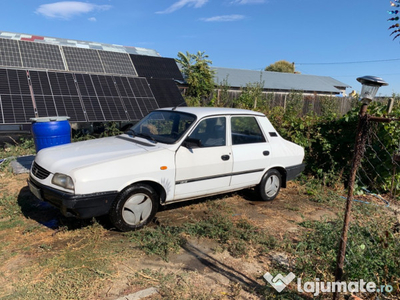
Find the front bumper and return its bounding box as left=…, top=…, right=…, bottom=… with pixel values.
left=28, top=176, right=118, bottom=219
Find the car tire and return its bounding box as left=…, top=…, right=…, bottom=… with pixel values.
left=258, top=169, right=282, bottom=201
left=109, top=184, right=159, bottom=231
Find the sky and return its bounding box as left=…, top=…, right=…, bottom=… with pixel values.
left=1, top=0, right=399, bottom=97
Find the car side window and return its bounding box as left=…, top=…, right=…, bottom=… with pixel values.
left=231, top=117, right=266, bottom=145
left=188, top=117, right=226, bottom=147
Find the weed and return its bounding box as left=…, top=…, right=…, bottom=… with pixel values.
left=22, top=224, right=43, bottom=234
left=227, top=239, right=247, bottom=257
left=286, top=215, right=400, bottom=284
left=133, top=268, right=223, bottom=300
left=185, top=212, right=234, bottom=244
left=127, top=226, right=186, bottom=261
left=284, top=204, right=300, bottom=211
left=0, top=194, right=20, bottom=219
left=257, top=284, right=307, bottom=299
left=2, top=222, right=116, bottom=300
left=39, top=244, right=52, bottom=251
left=1, top=138, right=35, bottom=158
left=185, top=210, right=275, bottom=258
left=100, top=122, right=122, bottom=137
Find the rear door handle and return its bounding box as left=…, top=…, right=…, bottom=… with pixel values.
left=263, top=151, right=270, bottom=156
left=221, top=155, right=230, bottom=161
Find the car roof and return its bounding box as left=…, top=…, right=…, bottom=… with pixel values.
left=157, top=106, right=265, bottom=119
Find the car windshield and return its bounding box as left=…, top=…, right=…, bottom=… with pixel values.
left=127, top=111, right=196, bottom=144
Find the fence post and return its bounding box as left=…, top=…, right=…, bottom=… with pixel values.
left=283, top=94, right=287, bottom=112
left=333, top=103, right=369, bottom=300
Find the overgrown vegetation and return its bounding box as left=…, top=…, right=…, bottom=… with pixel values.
left=291, top=209, right=399, bottom=284
left=127, top=196, right=400, bottom=298
left=269, top=99, right=400, bottom=194
left=2, top=84, right=400, bottom=298
left=206, top=82, right=400, bottom=193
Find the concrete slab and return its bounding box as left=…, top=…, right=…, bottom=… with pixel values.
left=115, top=287, right=158, bottom=300
left=10, top=155, right=35, bottom=174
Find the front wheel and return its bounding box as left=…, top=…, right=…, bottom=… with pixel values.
left=109, top=184, right=159, bottom=231
left=258, top=169, right=282, bottom=201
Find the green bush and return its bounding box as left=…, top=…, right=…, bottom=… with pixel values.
left=291, top=215, right=400, bottom=284
left=265, top=100, right=400, bottom=192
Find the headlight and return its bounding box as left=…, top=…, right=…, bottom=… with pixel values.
left=52, top=173, right=75, bottom=191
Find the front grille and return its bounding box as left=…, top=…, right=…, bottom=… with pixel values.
left=31, top=162, right=50, bottom=180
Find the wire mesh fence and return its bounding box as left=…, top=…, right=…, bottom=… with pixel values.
left=335, top=115, right=400, bottom=299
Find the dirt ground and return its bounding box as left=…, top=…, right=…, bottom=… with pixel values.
left=0, top=172, right=343, bottom=299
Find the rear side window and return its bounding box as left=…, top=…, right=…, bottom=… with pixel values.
left=231, top=116, right=266, bottom=145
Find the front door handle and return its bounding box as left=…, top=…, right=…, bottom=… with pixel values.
left=221, top=155, right=230, bottom=161
left=263, top=151, right=270, bottom=156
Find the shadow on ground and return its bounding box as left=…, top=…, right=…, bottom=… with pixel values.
left=17, top=184, right=266, bottom=233
left=17, top=186, right=113, bottom=231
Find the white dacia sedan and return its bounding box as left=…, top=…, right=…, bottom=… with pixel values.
left=28, top=107, right=305, bottom=231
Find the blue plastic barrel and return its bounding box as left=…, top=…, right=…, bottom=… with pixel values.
left=31, top=117, right=71, bottom=152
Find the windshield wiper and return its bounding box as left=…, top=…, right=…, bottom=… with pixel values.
left=136, top=132, right=157, bottom=143
left=125, top=130, right=136, bottom=137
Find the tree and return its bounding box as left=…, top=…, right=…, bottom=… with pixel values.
left=265, top=60, right=295, bottom=73
left=176, top=51, right=215, bottom=106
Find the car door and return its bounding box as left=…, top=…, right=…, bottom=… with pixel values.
left=174, top=116, right=233, bottom=199
left=230, top=116, right=271, bottom=188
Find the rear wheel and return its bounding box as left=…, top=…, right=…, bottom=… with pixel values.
left=110, top=184, right=159, bottom=231
left=258, top=169, right=282, bottom=201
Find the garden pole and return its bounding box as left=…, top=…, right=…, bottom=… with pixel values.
left=333, top=103, right=369, bottom=300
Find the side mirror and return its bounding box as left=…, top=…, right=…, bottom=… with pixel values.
left=182, top=137, right=202, bottom=149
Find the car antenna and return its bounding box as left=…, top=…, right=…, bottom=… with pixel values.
left=172, top=101, right=186, bottom=111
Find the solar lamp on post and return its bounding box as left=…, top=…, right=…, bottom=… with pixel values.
left=357, top=75, right=388, bottom=105
left=333, top=75, right=388, bottom=300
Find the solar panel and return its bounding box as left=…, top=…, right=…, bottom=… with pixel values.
left=127, top=77, right=148, bottom=98
left=0, top=69, right=35, bottom=124
left=74, top=73, right=105, bottom=122
left=113, top=76, right=141, bottom=120
left=0, top=69, right=9, bottom=95
left=0, top=39, right=22, bottom=68
left=63, top=47, right=104, bottom=74
left=20, top=41, right=65, bottom=70
left=120, top=97, right=141, bottom=120
left=75, top=73, right=95, bottom=96
left=112, top=76, right=159, bottom=120
left=90, top=74, right=128, bottom=121
left=130, top=54, right=183, bottom=81
left=50, top=73, right=86, bottom=122
left=127, top=77, right=158, bottom=117
left=29, top=71, right=58, bottom=117
left=98, top=51, right=137, bottom=76
left=147, top=78, right=186, bottom=108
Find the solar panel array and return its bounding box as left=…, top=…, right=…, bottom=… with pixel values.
left=0, top=68, right=161, bottom=124
left=0, top=38, right=137, bottom=76
left=0, top=37, right=185, bottom=125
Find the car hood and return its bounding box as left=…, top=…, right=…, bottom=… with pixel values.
left=34, top=135, right=164, bottom=174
